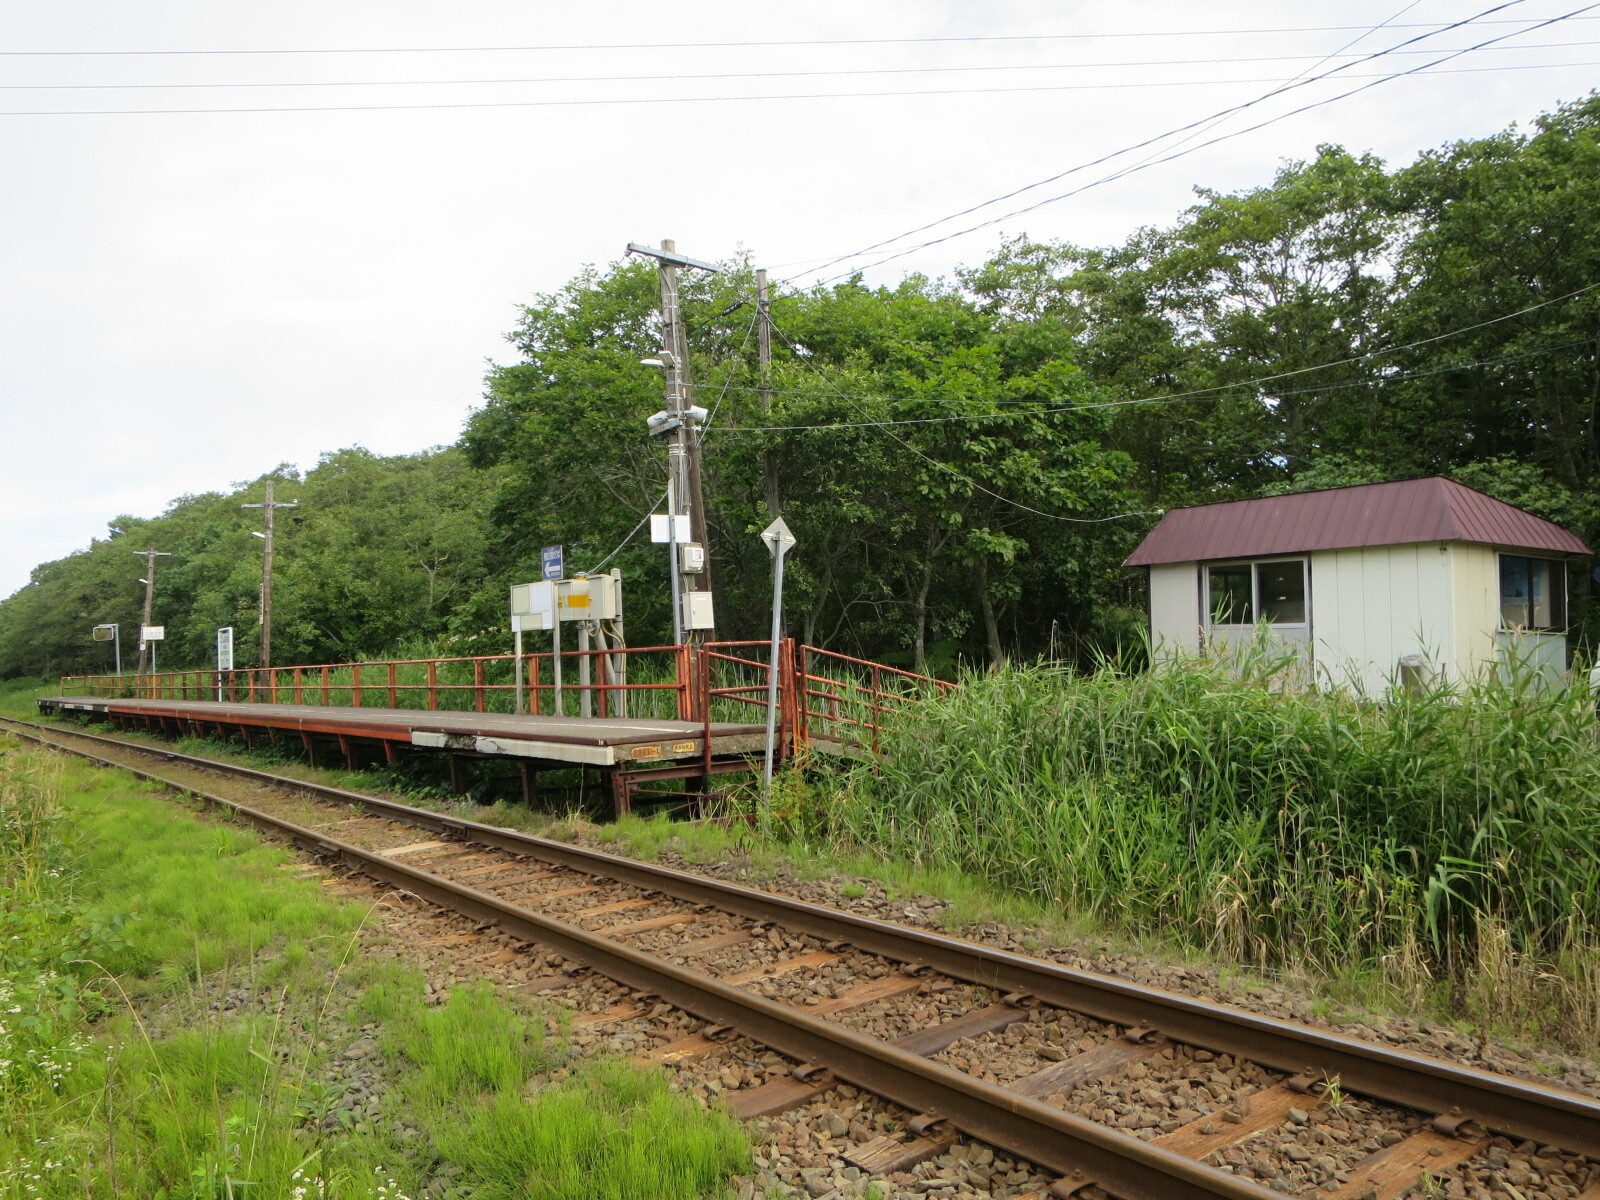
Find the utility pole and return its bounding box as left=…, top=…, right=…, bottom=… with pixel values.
left=242, top=480, right=299, bottom=680
left=133, top=549, right=172, bottom=675
left=628, top=239, right=720, bottom=642
left=757, top=267, right=780, bottom=518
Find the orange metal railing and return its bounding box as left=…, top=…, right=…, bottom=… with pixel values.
left=58, top=639, right=952, bottom=760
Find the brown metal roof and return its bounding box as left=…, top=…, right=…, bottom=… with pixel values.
left=1123, top=477, right=1591, bottom=567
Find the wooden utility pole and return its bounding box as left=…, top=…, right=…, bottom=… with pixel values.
left=242, top=480, right=299, bottom=679
left=133, top=548, right=172, bottom=675
left=628, top=239, right=720, bottom=643
left=757, top=267, right=780, bottom=518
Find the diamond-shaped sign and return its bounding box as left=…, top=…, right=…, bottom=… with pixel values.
left=760, top=517, right=796, bottom=554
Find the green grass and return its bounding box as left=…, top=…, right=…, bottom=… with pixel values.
left=793, top=649, right=1600, bottom=1051
left=0, top=676, right=53, bottom=716
left=0, top=741, right=748, bottom=1200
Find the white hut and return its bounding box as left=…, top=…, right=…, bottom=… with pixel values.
left=1123, top=477, right=1591, bottom=692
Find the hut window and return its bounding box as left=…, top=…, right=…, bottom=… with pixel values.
left=1499, top=555, right=1565, bottom=631
left=1207, top=559, right=1306, bottom=626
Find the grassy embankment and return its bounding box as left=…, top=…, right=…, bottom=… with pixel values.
left=783, top=650, right=1600, bottom=1053
left=0, top=738, right=748, bottom=1200
left=21, top=651, right=1600, bottom=1057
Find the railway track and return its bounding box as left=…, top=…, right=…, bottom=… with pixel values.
left=7, top=711, right=1600, bottom=1200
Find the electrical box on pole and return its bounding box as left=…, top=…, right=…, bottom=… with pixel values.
left=684, top=591, right=716, bottom=631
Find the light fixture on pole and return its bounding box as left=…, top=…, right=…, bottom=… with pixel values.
left=759, top=516, right=797, bottom=827
left=242, top=480, right=299, bottom=691
left=628, top=239, right=720, bottom=646
left=132, top=548, right=172, bottom=676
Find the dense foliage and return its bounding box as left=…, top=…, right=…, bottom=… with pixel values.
left=3, top=93, right=1597, bottom=678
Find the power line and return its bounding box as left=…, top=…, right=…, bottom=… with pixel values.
left=1099, top=0, right=1426, bottom=195
left=580, top=307, right=759, bottom=574
left=717, top=281, right=1600, bottom=433
left=765, top=317, right=1158, bottom=525
left=6, top=17, right=1595, bottom=57
left=795, top=2, right=1593, bottom=286
left=8, top=40, right=1593, bottom=92
left=2, top=57, right=1592, bottom=118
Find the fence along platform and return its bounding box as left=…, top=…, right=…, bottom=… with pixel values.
left=44, top=639, right=953, bottom=813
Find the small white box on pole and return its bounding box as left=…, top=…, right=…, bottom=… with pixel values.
left=684, top=590, right=716, bottom=631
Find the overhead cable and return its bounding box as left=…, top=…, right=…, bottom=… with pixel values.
left=716, top=280, right=1600, bottom=432
left=6, top=40, right=1592, bottom=92
left=6, top=17, right=1595, bottom=57
left=794, top=2, right=1593, bottom=286
left=4, top=56, right=1595, bottom=116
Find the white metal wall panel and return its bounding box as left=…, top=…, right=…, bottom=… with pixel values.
left=1310, top=545, right=1454, bottom=694
left=1449, top=543, right=1500, bottom=680
left=1148, top=563, right=1201, bottom=657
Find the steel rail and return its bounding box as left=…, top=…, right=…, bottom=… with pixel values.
left=3, top=716, right=1280, bottom=1200
left=10, top=714, right=1600, bottom=1160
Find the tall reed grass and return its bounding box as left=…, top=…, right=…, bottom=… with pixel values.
left=814, top=647, right=1600, bottom=1047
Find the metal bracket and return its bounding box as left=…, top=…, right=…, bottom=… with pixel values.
left=1286, top=1070, right=1330, bottom=1096
left=1121, top=1026, right=1162, bottom=1045
left=1430, top=1112, right=1485, bottom=1140
left=1047, top=1171, right=1098, bottom=1197
left=792, top=1062, right=836, bottom=1084
left=1003, top=991, right=1041, bottom=1009
left=908, top=1113, right=951, bottom=1138
left=701, top=1023, right=737, bottom=1043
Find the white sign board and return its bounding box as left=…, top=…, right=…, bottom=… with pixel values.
left=510, top=581, right=554, bottom=632
left=650, top=513, right=691, bottom=543
left=141, top=625, right=165, bottom=641
left=216, top=626, right=234, bottom=671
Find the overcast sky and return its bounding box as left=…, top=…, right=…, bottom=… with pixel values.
left=3, top=0, right=1596, bottom=599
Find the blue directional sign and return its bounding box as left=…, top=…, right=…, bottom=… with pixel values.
left=541, top=545, right=564, bottom=581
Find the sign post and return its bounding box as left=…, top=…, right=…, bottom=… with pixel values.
left=140, top=625, right=165, bottom=674
left=542, top=548, right=564, bottom=713
left=759, top=517, right=797, bottom=826
left=91, top=624, right=121, bottom=677
left=216, top=627, right=234, bottom=701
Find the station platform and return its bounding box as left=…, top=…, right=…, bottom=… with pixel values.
left=35, top=695, right=769, bottom=813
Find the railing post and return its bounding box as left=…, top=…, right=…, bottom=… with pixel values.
left=248, top=670, right=257, bottom=704
left=427, top=661, right=438, bottom=711
left=352, top=663, right=362, bottom=707
left=597, top=651, right=611, bottom=719
left=294, top=667, right=303, bottom=704
left=781, top=638, right=800, bottom=754
left=700, top=648, right=713, bottom=778
left=871, top=664, right=882, bottom=759
left=387, top=662, right=398, bottom=708
left=321, top=665, right=330, bottom=706
left=675, top=644, right=692, bottom=721
left=473, top=659, right=485, bottom=713
left=530, top=655, right=541, bottom=716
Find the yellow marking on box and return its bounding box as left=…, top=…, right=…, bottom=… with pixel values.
left=630, top=745, right=662, bottom=760
left=671, top=740, right=697, bottom=754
